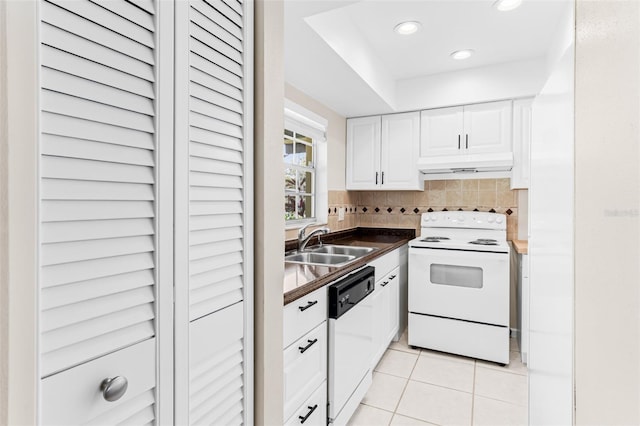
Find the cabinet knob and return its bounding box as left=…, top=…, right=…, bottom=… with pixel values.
left=100, top=376, right=128, bottom=402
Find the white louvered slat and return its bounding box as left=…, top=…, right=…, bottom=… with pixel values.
left=220, top=0, right=242, bottom=18
left=42, top=67, right=154, bottom=115
left=189, top=252, right=242, bottom=277
left=190, top=226, right=242, bottom=245
left=190, top=7, right=242, bottom=52
left=42, top=112, right=155, bottom=149
left=42, top=200, right=154, bottom=222
left=42, top=157, right=154, bottom=184
left=190, top=200, right=242, bottom=216
left=42, top=218, right=154, bottom=244
left=190, top=186, right=243, bottom=202
left=190, top=156, right=242, bottom=175
left=129, top=0, right=155, bottom=15
left=190, top=264, right=242, bottom=291
left=42, top=134, right=154, bottom=166
left=52, top=0, right=155, bottom=47
left=190, top=96, right=242, bottom=127
left=41, top=270, right=154, bottom=310
left=41, top=23, right=154, bottom=82
left=206, top=0, right=242, bottom=28
left=41, top=46, right=155, bottom=99
left=42, top=90, right=155, bottom=133
left=189, top=110, right=243, bottom=138
left=191, top=141, right=242, bottom=161
left=42, top=179, right=155, bottom=200
left=190, top=127, right=242, bottom=151
left=42, top=0, right=155, bottom=64
left=191, top=0, right=242, bottom=41
left=41, top=235, right=154, bottom=266
left=190, top=81, right=243, bottom=114
left=190, top=51, right=242, bottom=89
left=39, top=0, right=158, bottom=381
left=189, top=172, right=242, bottom=189
left=190, top=213, right=242, bottom=231
left=190, top=21, right=242, bottom=65
left=190, top=66, right=242, bottom=102
left=91, top=0, right=155, bottom=32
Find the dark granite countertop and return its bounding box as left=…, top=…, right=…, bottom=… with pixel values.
left=283, top=227, right=415, bottom=305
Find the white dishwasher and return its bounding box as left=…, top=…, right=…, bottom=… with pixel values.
left=327, top=266, right=375, bottom=426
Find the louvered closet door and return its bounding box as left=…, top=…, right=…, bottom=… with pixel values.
left=175, top=0, right=252, bottom=424
left=39, top=0, right=165, bottom=423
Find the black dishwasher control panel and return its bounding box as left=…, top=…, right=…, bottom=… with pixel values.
left=328, top=266, right=375, bottom=319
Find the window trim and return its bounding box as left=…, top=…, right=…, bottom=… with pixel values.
left=283, top=100, right=328, bottom=228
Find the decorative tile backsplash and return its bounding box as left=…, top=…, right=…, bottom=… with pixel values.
left=327, top=178, right=521, bottom=240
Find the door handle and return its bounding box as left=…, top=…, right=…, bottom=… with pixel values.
left=299, top=404, right=318, bottom=424
left=458, top=134, right=461, bottom=149
left=381, top=171, right=384, bottom=185
left=100, top=376, right=128, bottom=402
left=381, top=281, right=389, bottom=287
left=298, top=300, right=317, bottom=312
left=298, top=339, right=318, bottom=354
left=465, top=134, right=468, bottom=149
left=375, top=171, right=378, bottom=185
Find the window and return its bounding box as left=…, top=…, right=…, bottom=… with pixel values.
left=284, top=100, right=328, bottom=226
left=284, top=129, right=315, bottom=221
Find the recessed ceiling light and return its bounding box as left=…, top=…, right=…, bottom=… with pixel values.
left=450, top=49, right=474, bottom=60
left=493, top=0, right=523, bottom=11
left=394, top=21, right=421, bottom=35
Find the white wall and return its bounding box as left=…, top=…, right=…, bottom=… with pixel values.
left=254, top=1, right=285, bottom=424
left=529, top=44, right=575, bottom=425
left=574, top=1, right=640, bottom=424
left=395, top=58, right=548, bottom=112
left=0, top=1, right=8, bottom=422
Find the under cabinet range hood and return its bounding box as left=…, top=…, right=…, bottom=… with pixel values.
left=417, top=152, right=513, bottom=175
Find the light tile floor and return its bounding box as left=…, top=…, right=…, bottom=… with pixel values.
left=349, top=330, right=528, bottom=426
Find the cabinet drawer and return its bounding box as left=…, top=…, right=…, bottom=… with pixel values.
left=284, top=381, right=327, bottom=426
left=41, top=338, right=156, bottom=425
left=283, top=322, right=327, bottom=421
left=369, top=249, right=400, bottom=282
left=284, top=285, right=327, bottom=349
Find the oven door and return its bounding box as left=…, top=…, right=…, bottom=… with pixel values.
left=408, top=247, right=509, bottom=326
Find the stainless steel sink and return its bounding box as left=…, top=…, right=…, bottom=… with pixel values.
left=285, top=252, right=356, bottom=266
left=309, top=245, right=377, bottom=257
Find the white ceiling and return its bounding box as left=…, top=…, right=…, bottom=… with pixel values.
left=284, top=0, right=569, bottom=117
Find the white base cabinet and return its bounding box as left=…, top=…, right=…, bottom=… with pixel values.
left=368, top=248, right=405, bottom=368
left=283, top=285, right=328, bottom=424
left=518, top=254, right=530, bottom=364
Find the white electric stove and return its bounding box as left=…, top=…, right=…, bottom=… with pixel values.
left=408, top=211, right=510, bottom=364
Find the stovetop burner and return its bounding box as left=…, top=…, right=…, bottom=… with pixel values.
left=421, top=236, right=451, bottom=243
left=469, top=239, right=499, bottom=246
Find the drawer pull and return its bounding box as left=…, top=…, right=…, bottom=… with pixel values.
left=100, top=376, right=128, bottom=402
left=389, top=275, right=396, bottom=279
left=298, top=338, right=318, bottom=354
left=298, top=300, right=318, bottom=312
left=381, top=281, right=389, bottom=287
left=299, top=404, right=318, bottom=424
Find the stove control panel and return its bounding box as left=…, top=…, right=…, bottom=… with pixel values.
left=421, top=211, right=507, bottom=230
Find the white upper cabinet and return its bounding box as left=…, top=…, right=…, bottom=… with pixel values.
left=511, top=98, right=533, bottom=189
left=420, top=106, right=464, bottom=157
left=380, top=112, right=422, bottom=190
left=346, top=116, right=381, bottom=189
left=347, top=112, right=421, bottom=190
left=420, top=101, right=512, bottom=158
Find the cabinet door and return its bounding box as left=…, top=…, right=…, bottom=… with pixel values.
left=385, top=269, right=400, bottom=344
left=346, top=116, right=381, bottom=190
left=511, top=99, right=533, bottom=189
left=174, top=0, right=252, bottom=424
left=370, top=287, right=388, bottom=368
left=462, top=101, right=512, bottom=155
left=420, top=106, right=464, bottom=157
left=381, top=112, right=422, bottom=190
left=39, top=0, right=164, bottom=395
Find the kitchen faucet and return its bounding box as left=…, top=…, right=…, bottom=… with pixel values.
left=298, top=223, right=330, bottom=252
